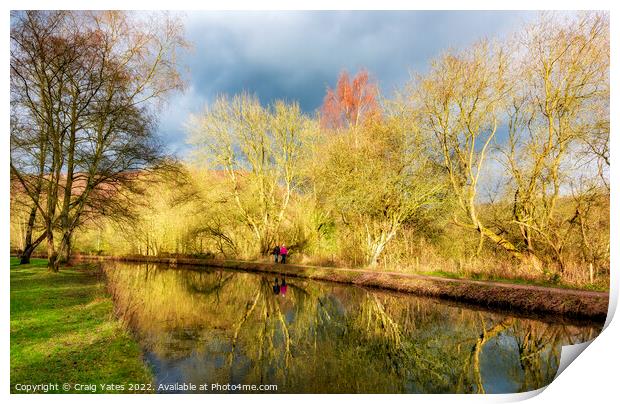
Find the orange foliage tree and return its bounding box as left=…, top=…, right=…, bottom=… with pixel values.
left=320, top=69, right=380, bottom=130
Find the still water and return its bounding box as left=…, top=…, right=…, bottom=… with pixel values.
left=102, top=261, right=602, bottom=394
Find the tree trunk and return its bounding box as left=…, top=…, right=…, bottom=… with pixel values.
left=58, top=231, right=73, bottom=264
left=455, top=216, right=543, bottom=271
left=46, top=231, right=59, bottom=272
left=366, top=227, right=398, bottom=268
left=20, top=249, right=32, bottom=265
left=368, top=241, right=386, bottom=268
left=19, top=205, right=38, bottom=264
left=20, top=231, right=47, bottom=264
left=480, top=225, right=544, bottom=271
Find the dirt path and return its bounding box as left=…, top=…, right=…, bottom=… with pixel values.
left=332, top=267, right=608, bottom=298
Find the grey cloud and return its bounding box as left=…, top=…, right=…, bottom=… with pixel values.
left=156, top=10, right=538, bottom=155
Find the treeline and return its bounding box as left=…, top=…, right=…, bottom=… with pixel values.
left=10, top=12, right=609, bottom=287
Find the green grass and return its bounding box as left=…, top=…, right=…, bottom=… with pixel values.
left=10, top=257, right=153, bottom=394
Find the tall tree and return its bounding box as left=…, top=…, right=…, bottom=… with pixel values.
left=187, top=94, right=312, bottom=254
left=10, top=11, right=187, bottom=271
left=502, top=12, right=609, bottom=272
left=413, top=41, right=530, bottom=263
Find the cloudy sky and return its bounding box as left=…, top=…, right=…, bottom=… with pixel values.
left=157, top=11, right=538, bottom=156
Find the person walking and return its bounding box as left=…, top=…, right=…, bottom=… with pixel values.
left=271, top=245, right=280, bottom=264
left=279, top=244, right=288, bottom=264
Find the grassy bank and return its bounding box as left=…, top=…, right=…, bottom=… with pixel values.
left=10, top=258, right=153, bottom=394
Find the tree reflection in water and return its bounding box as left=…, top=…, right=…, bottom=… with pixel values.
left=104, top=262, right=602, bottom=393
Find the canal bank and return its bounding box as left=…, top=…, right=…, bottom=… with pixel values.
left=72, top=254, right=609, bottom=321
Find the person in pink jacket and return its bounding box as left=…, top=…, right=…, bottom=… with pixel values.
left=279, top=244, right=288, bottom=264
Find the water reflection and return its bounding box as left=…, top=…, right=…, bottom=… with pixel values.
left=103, top=262, right=602, bottom=394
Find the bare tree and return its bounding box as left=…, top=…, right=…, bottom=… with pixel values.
left=10, top=11, right=187, bottom=271
left=187, top=94, right=312, bottom=254
left=413, top=41, right=529, bottom=262
left=501, top=12, right=609, bottom=272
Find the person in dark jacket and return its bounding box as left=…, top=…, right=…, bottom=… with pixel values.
left=272, top=245, right=280, bottom=263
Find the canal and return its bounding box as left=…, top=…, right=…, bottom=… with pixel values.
left=102, top=261, right=602, bottom=393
